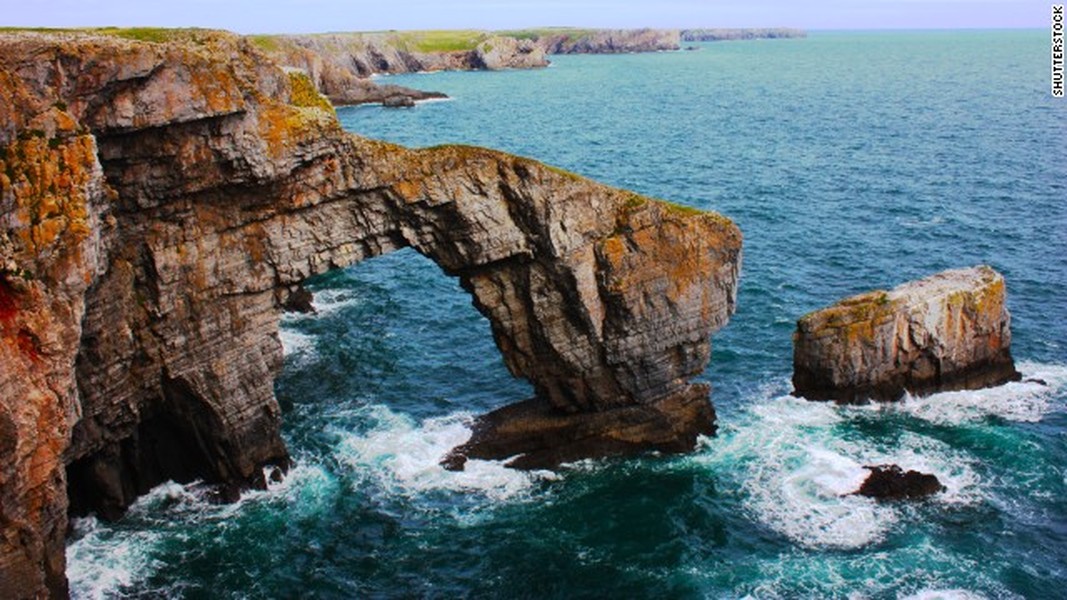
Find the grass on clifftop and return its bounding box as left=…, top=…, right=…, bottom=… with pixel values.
left=496, top=27, right=598, bottom=41
left=0, top=26, right=225, bottom=44
left=393, top=30, right=490, bottom=53
left=247, top=34, right=282, bottom=52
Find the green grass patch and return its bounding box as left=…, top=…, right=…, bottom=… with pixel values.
left=496, top=27, right=598, bottom=42
left=394, top=30, right=490, bottom=53
left=0, top=26, right=217, bottom=44
left=661, top=200, right=703, bottom=217
left=248, top=34, right=282, bottom=52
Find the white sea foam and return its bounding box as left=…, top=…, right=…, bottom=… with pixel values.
left=901, top=590, right=989, bottom=600
left=335, top=405, right=557, bottom=503
left=415, top=96, right=454, bottom=104
left=696, top=395, right=895, bottom=549
left=894, top=361, right=1067, bottom=425
left=309, top=288, right=362, bottom=316
left=67, top=517, right=163, bottom=599
left=897, top=215, right=945, bottom=229
left=695, top=385, right=994, bottom=550
left=67, top=479, right=225, bottom=598
left=278, top=328, right=316, bottom=358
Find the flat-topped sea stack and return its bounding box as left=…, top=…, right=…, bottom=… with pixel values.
left=793, top=266, right=1020, bottom=402
left=0, top=29, right=741, bottom=597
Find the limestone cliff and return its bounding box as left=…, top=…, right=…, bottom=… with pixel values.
left=529, top=28, right=680, bottom=54
left=0, top=30, right=741, bottom=598
left=253, top=28, right=680, bottom=107
left=680, top=28, right=806, bottom=42
left=793, top=266, right=1019, bottom=402
left=255, top=32, right=545, bottom=105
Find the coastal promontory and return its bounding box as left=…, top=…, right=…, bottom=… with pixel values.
left=0, top=29, right=741, bottom=598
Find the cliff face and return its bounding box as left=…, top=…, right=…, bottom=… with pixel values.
left=0, top=31, right=741, bottom=598
left=535, top=28, right=680, bottom=54
left=259, top=33, right=546, bottom=105
left=681, top=28, right=806, bottom=42
left=255, top=27, right=806, bottom=106
left=793, top=266, right=1019, bottom=402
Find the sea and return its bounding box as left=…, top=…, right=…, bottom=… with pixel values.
left=67, top=31, right=1067, bottom=599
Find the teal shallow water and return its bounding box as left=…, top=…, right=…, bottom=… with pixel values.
left=68, top=31, right=1067, bottom=599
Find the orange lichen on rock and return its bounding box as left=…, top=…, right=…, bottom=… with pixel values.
left=256, top=103, right=340, bottom=158
left=286, top=70, right=335, bottom=114
left=2, top=113, right=98, bottom=263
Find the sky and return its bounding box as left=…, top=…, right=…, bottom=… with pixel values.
left=0, top=0, right=1050, bottom=34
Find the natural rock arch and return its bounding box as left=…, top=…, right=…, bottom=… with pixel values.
left=0, top=32, right=741, bottom=597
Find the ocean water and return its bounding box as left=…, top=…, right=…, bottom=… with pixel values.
left=67, top=31, right=1067, bottom=599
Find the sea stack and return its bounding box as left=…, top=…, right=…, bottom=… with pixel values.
left=793, top=266, right=1020, bottom=402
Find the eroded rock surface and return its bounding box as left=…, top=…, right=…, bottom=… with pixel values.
left=793, top=266, right=1020, bottom=402
left=0, top=31, right=741, bottom=597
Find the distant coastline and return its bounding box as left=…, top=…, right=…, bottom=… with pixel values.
left=249, top=27, right=805, bottom=105
left=0, top=26, right=806, bottom=106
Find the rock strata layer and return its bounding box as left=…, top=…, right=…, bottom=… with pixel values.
left=0, top=31, right=741, bottom=598
left=793, top=266, right=1019, bottom=402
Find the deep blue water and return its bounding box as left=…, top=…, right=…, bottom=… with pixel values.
left=68, top=31, right=1067, bottom=599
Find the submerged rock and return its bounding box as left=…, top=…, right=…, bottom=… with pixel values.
left=793, top=266, right=1020, bottom=402
left=280, top=284, right=315, bottom=314
left=333, top=80, right=446, bottom=107
left=854, top=465, right=945, bottom=500
left=382, top=94, right=416, bottom=108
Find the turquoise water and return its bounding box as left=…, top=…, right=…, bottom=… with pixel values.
left=68, top=32, right=1067, bottom=599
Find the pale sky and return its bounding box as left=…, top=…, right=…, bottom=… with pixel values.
left=0, top=0, right=1049, bottom=34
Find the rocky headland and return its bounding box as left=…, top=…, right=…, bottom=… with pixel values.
left=0, top=29, right=741, bottom=598
left=793, top=266, right=1020, bottom=402
left=681, top=28, right=806, bottom=42
left=253, top=27, right=804, bottom=105
left=253, top=31, right=546, bottom=105
left=526, top=28, right=681, bottom=54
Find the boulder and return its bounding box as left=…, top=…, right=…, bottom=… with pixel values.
left=854, top=464, right=945, bottom=500
left=793, top=266, right=1020, bottom=402
left=381, top=94, right=416, bottom=108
